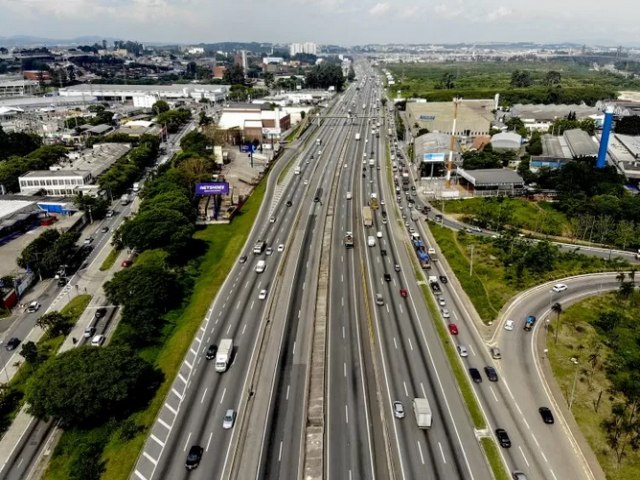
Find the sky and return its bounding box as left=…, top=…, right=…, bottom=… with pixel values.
left=0, top=0, right=638, bottom=47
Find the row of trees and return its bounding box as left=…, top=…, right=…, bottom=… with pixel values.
left=155, top=107, right=191, bottom=133
left=0, top=144, right=68, bottom=193
left=304, top=63, right=345, bottom=91
left=0, top=126, right=41, bottom=161
left=17, top=229, right=82, bottom=278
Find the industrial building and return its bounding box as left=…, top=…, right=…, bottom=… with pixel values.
left=457, top=168, right=524, bottom=193
left=59, top=83, right=230, bottom=108
left=405, top=99, right=495, bottom=138
left=563, top=129, right=599, bottom=158
left=490, top=132, right=522, bottom=151
left=0, top=78, right=40, bottom=98
left=413, top=132, right=461, bottom=177
left=503, top=103, right=601, bottom=131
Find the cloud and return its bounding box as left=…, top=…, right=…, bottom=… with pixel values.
left=369, top=2, right=390, bottom=17
left=434, top=2, right=464, bottom=19
left=486, top=6, right=512, bottom=21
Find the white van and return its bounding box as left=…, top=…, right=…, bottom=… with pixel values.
left=255, top=260, right=266, bottom=273
left=294, top=167, right=301, bottom=175
left=367, top=236, right=376, bottom=247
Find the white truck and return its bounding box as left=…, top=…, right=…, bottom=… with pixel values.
left=215, top=339, right=233, bottom=372
left=355, top=133, right=361, bottom=141
left=413, top=398, right=432, bottom=429
left=120, top=194, right=130, bottom=206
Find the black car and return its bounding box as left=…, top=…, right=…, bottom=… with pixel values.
left=206, top=344, right=217, bottom=360
left=439, top=275, right=448, bottom=284
left=101, top=226, right=109, bottom=233
left=384, top=273, right=391, bottom=282
left=539, top=407, right=554, bottom=424
left=381, top=210, right=387, bottom=218
left=411, top=186, right=416, bottom=191
left=57, top=277, right=67, bottom=287
left=94, top=307, right=107, bottom=319
left=381, top=249, right=387, bottom=256
left=495, top=428, right=511, bottom=448
left=469, top=368, right=482, bottom=383
left=285, top=200, right=292, bottom=207
left=5, top=337, right=20, bottom=351
left=239, top=255, right=247, bottom=264
left=185, top=445, right=204, bottom=470
left=485, top=366, right=499, bottom=382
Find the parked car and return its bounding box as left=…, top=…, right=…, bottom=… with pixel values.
left=83, top=326, right=96, bottom=339
left=83, top=237, right=94, bottom=245
left=94, top=307, right=107, bottom=319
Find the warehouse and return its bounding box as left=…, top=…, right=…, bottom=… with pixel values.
left=413, top=132, right=461, bottom=178
left=491, top=132, right=522, bottom=151
left=405, top=99, right=495, bottom=138
left=457, top=168, right=524, bottom=194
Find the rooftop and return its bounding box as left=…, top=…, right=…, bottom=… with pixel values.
left=563, top=129, right=598, bottom=158
left=457, top=168, right=524, bottom=187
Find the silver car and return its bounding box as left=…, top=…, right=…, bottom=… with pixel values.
left=441, top=308, right=450, bottom=319
left=393, top=401, right=405, bottom=419
left=223, top=409, right=236, bottom=429
left=457, top=345, right=469, bottom=357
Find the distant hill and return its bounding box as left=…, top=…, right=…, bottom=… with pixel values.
left=0, top=35, right=118, bottom=48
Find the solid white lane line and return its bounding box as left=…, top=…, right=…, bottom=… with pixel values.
left=408, top=338, right=413, bottom=351
left=200, top=388, right=208, bottom=404
left=417, top=441, right=425, bottom=464
left=519, top=446, right=530, bottom=467
left=469, top=344, right=476, bottom=356
left=183, top=432, right=192, bottom=451
left=420, top=383, right=427, bottom=399
left=219, top=388, right=226, bottom=404
left=439, top=442, right=446, bottom=463
left=206, top=432, right=213, bottom=452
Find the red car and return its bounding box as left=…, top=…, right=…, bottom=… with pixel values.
left=400, top=289, right=408, bottom=298
left=448, top=323, right=459, bottom=335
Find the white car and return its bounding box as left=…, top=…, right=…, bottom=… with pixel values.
left=258, top=289, right=268, bottom=300
left=304, top=179, right=308, bottom=185
left=393, top=401, right=405, bottom=419
left=222, top=409, right=236, bottom=429
left=376, top=231, right=383, bottom=239
left=269, top=216, right=276, bottom=223
left=380, top=200, right=385, bottom=205
left=346, top=192, right=352, bottom=200
left=382, top=218, right=387, bottom=224
left=441, top=308, right=450, bottom=319
left=277, top=244, right=284, bottom=252
left=552, top=283, right=568, bottom=293
left=504, top=319, right=514, bottom=331
left=438, top=297, right=446, bottom=306
left=456, top=345, right=469, bottom=357
left=91, top=334, right=106, bottom=347
left=265, top=247, right=273, bottom=256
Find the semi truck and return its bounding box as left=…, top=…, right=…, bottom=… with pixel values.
left=411, top=233, right=431, bottom=269
left=215, top=339, right=233, bottom=372
left=362, top=206, right=373, bottom=227
left=413, top=398, right=432, bottom=429
left=253, top=240, right=266, bottom=254
left=344, top=232, right=354, bottom=248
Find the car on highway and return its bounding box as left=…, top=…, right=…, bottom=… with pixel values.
left=394, top=264, right=401, bottom=272
left=94, top=307, right=107, bottom=319
left=440, top=308, right=450, bottom=319
left=539, top=406, right=555, bottom=424
left=26, top=301, right=41, bottom=313
left=304, top=179, right=309, bottom=185
left=223, top=409, right=236, bottom=429
left=269, top=216, right=276, bottom=223
left=512, top=472, right=528, bottom=480
left=91, top=334, right=106, bottom=347
left=346, top=192, right=352, bottom=200
left=83, top=326, right=96, bottom=338
left=5, top=337, right=20, bottom=351
left=258, top=289, right=268, bottom=300
left=380, top=200, right=385, bottom=205
left=101, top=226, right=109, bottom=233
left=393, top=401, right=405, bottom=419
left=376, top=231, right=382, bottom=239
left=285, top=200, right=292, bottom=207
left=384, top=273, right=391, bottom=282
left=106, top=209, right=115, bottom=217
left=469, top=368, right=482, bottom=383
left=439, top=275, right=448, bottom=284
left=485, top=366, right=499, bottom=382
left=399, top=289, right=408, bottom=298
left=239, top=255, right=247, bottom=264
left=448, top=323, right=458, bottom=335
left=375, top=293, right=384, bottom=306
left=83, top=237, right=94, bottom=245
left=438, top=297, right=446, bottom=307
left=552, top=283, right=568, bottom=293
left=504, top=319, right=514, bottom=331
left=265, top=247, right=273, bottom=256
left=382, top=218, right=387, bottom=224
left=277, top=244, right=284, bottom=253
left=205, top=344, right=217, bottom=360
left=457, top=345, right=468, bottom=357
left=381, top=249, right=387, bottom=256
left=185, top=445, right=204, bottom=470
left=57, top=277, right=67, bottom=287
left=491, top=347, right=502, bottom=359
left=495, top=428, right=511, bottom=448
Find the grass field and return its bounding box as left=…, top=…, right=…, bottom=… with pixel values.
left=547, top=293, right=640, bottom=480
left=46, top=180, right=267, bottom=480
left=99, top=248, right=120, bottom=271
left=429, top=223, right=618, bottom=322
left=441, top=198, right=571, bottom=237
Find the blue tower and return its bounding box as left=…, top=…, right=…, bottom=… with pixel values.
left=596, top=106, right=614, bottom=169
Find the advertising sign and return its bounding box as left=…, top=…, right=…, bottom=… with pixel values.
left=195, top=182, right=229, bottom=195
left=419, top=115, right=436, bottom=121
left=422, top=153, right=446, bottom=163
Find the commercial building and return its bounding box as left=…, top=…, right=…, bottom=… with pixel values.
left=19, top=170, right=92, bottom=196
left=59, top=83, right=230, bottom=108
left=457, top=168, right=524, bottom=194
left=0, top=79, right=40, bottom=98
left=217, top=103, right=291, bottom=142
left=413, top=132, right=461, bottom=177
left=502, top=103, right=601, bottom=132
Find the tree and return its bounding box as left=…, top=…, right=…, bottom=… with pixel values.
left=26, top=346, right=162, bottom=427
left=544, top=71, right=562, bottom=87
left=347, top=66, right=355, bottom=82
left=36, top=311, right=73, bottom=337
left=552, top=302, right=563, bottom=343
left=74, top=194, right=109, bottom=220
left=17, top=229, right=61, bottom=277
left=304, top=63, right=345, bottom=91
left=615, top=115, right=640, bottom=136
left=20, top=341, right=40, bottom=364
left=441, top=72, right=455, bottom=89
left=151, top=100, right=169, bottom=115
left=223, top=64, right=245, bottom=85
left=510, top=70, right=533, bottom=88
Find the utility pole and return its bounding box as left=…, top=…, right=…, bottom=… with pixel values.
left=446, top=97, right=461, bottom=188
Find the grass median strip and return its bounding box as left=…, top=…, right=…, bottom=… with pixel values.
left=480, top=437, right=510, bottom=480
left=99, top=248, right=120, bottom=271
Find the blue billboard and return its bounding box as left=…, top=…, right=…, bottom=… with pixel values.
left=195, top=182, right=229, bottom=195
left=422, top=153, right=446, bottom=163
